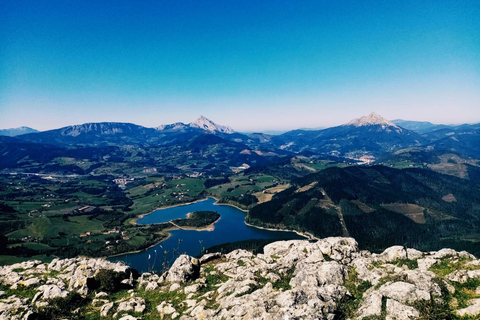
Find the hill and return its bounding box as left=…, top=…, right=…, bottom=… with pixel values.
left=247, top=165, right=480, bottom=255
left=272, top=112, right=424, bottom=160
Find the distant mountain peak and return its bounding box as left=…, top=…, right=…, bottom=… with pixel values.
left=155, top=122, right=189, bottom=131
left=0, top=126, right=39, bottom=137
left=346, top=112, right=398, bottom=128
left=189, top=116, right=234, bottom=134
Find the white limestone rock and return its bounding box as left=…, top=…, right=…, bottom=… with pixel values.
left=386, top=299, right=420, bottom=320
left=37, top=284, right=69, bottom=300
left=117, top=297, right=146, bottom=313
left=356, top=292, right=383, bottom=318
left=378, top=281, right=430, bottom=304
left=166, top=255, right=200, bottom=283
left=457, top=299, right=480, bottom=316
left=100, top=302, right=114, bottom=317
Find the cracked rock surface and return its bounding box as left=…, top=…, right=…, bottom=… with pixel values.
left=1, top=237, right=480, bottom=319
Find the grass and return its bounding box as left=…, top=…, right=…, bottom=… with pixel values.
left=0, top=283, right=38, bottom=299
left=302, top=160, right=350, bottom=171
left=10, top=242, right=53, bottom=251
left=452, top=278, right=480, bottom=309
left=202, top=265, right=229, bottom=290
left=394, top=258, right=419, bottom=270
left=429, top=257, right=480, bottom=278
left=206, top=173, right=281, bottom=200
left=272, top=267, right=295, bottom=291
left=335, top=266, right=372, bottom=318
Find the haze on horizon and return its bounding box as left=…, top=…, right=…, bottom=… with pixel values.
left=1, top=1, right=479, bottom=132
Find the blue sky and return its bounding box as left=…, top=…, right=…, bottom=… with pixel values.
left=1, top=0, right=479, bottom=131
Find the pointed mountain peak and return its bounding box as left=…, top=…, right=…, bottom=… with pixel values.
left=189, top=116, right=234, bottom=134
left=346, top=112, right=398, bottom=128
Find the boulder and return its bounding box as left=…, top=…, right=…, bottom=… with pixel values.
left=377, top=246, right=407, bottom=262
left=100, top=302, right=114, bottom=317
left=199, top=252, right=222, bottom=264
left=166, top=255, right=200, bottom=283
left=118, top=315, right=139, bottom=320
left=145, top=281, right=159, bottom=291
left=356, top=292, right=382, bottom=318
left=291, top=261, right=345, bottom=288
left=117, top=297, right=146, bottom=313
left=316, top=237, right=359, bottom=262
left=37, top=284, right=69, bottom=300
left=378, top=281, right=430, bottom=304
left=157, top=301, right=176, bottom=317
left=456, top=299, right=480, bottom=316
left=386, top=299, right=419, bottom=320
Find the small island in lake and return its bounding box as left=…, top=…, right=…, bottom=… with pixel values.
left=171, top=210, right=221, bottom=230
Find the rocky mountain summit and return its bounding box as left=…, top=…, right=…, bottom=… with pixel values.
left=346, top=112, right=401, bottom=132
left=189, top=115, right=234, bottom=134
left=2, top=237, right=480, bottom=319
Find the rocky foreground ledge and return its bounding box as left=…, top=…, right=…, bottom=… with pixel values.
left=2, top=238, right=480, bottom=320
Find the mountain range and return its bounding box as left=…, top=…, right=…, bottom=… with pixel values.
left=0, top=126, right=38, bottom=137
left=1, top=113, right=480, bottom=175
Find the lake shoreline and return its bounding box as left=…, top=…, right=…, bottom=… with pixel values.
left=244, top=221, right=318, bottom=241
left=134, top=197, right=248, bottom=225
left=105, top=231, right=173, bottom=259
left=132, top=197, right=213, bottom=225
left=109, top=197, right=308, bottom=263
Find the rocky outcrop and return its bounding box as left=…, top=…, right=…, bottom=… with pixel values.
left=1, top=237, right=480, bottom=319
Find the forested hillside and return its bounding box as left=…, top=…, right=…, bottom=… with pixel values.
left=247, top=165, right=480, bottom=255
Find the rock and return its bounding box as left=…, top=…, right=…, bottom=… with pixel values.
left=166, top=255, right=200, bottom=283
left=316, top=237, right=359, bottom=262
left=1, top=237, right=480, bottom=320
left=92, top=298, right=109, bottom=307
left=117, top=297, right=146, bottom=313
left=100, top=302, right=114, bottom=317
left=184, top=283, right=202, bottom=294
left=263, top=240, right=313, bottom=265
left=121, top=272, right=134, bottom=287
left=0, top=295, right=33, bottom=320
left=157, top=302, right=176, bottom=317
left=432, top=248, right=458, bottom=259
left=95, top=291, right=108, bottom=298
left=457, top=299, right=480, bottom=316
left=31, top=292, right=42, bottom=305
left=199, top=252, right=222, bottom=264
left=378, top=246, right=407, bottom=262
left=406, top=248, right=423, bottom=259
left=356, top=292, right=382, bottom=318
left=22, top=278, right=42, bottom=287
left=418, top=257, right=437, bottom=271
left=378, top=281, right=430, bottom=304
left=38, top=284, right=69, bottom=300
left=225, top=249, right=254, bottom=260
left=291, top=261, right=345, bottom=288
left=400, top=270, right=441, bottom=295
left=170, top=283, right=181, bottom=292
left=2, top=271, right=22, bottom=286
left=118, top=315, right=139, bottom=320
left=446, top=269, right=480, bottom=283
left=386, top=299, right=419, bottom=320
left=145, top=281, right=159, bottom=291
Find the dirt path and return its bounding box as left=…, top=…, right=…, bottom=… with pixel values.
left=317, top=188, right=350, bottom=237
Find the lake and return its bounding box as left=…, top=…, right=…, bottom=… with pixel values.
left=109, top=198, right=305, bottom=272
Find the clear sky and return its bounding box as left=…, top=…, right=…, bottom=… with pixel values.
left=1, top=0, right=479, bottom=132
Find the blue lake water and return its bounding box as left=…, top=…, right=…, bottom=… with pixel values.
left=109, top=198, right=304, bottom=272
